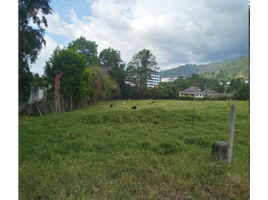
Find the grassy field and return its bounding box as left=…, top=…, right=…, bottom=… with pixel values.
left=19, top=100, right=249, bottom=200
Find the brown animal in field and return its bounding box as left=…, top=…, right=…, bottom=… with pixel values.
left=110, top=104, right=116, bottom=107
left=149, top=100, right=156, bottom=105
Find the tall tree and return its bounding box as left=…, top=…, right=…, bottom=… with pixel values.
left=99, top=47, right=126, bottom=98
left=126, top=49, right=158, bottom=98
left=19, top=0, right=52, bottom=102
left=99, top=47, right=123, bottom=71
left=68, top=37, right=100, bottom=66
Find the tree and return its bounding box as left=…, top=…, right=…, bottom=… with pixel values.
left=68, top=36, right=100, bottom=66
left=99, top=48, right=122, bottom=69
left=99, top=47, right=126, bottom=98
left=233, top=83, right=249, bottom=100
left=32, top=73, right=48, bottom=87
left=191, top=74, right=201, bottom=88
left=19, top=0, right=52, bottom=102
left=229, top=78, right=245, bottom=93
left=90, top=67, right=120, bottom=101
left=44, top=48, right=93, bottom=103
left=126, top=49, right=158, bottom=98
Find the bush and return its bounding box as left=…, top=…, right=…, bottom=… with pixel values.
left=179, top=95, right=214, bottom=101
left=203, top=95, right=213, bottom=101
left=179, top=96, right=195, bottom=101
left=217, top=95, right=231, bottom=101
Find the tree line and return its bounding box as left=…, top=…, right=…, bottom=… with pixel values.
left=21, top=30, right=159, bottom=103
left=22, top=36, right=249, bottom=103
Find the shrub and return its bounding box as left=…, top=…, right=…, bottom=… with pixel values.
left=179, top=96, right=195, bottom=101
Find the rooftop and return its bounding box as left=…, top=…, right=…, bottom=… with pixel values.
left=180, top=86, right=204, bottom=95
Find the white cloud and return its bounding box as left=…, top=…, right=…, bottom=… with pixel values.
left=45, top=12, right=76, bottom=39
left=30, top=35, right=62, bottom=75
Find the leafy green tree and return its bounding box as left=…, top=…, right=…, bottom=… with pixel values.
left=19, top=0, right=52, bottom=102
left=172, top=78, right=192, bottom=91
left=99, top=47, right=123, bottom=71
left=44, top=48, right=93, bottom=103
left=229, top=78, right=245, bottom=93
left=68, top=36, right=100, bottom=66
left=99, top=47, right=126, bottom=98
left=233, top=83, right=249, bottom=100
left=32, top=73, right=48, bottom=87
left=126, top=49, right=158, bottom=99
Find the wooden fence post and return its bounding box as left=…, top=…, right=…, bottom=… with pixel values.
left=55, top=97, right=57, bottom=113
left=227, top=103, right=236, bottom=164
left=35, top=104, right=43, bottom=117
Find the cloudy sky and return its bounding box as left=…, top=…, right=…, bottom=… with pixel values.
left=31, top=0, right=249, bottom=75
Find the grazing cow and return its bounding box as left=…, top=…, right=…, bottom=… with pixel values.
left=131, top=106, right=137, bottom=109
left=180, top=101, right=183, bottom=103
left=110, top=104, right=116, bottom=107
left=149, top=100, right=156, bottom=105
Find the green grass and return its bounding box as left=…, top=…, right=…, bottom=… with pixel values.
left=19, top=100, right=249, bottom=199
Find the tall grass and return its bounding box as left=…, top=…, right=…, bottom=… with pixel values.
left=19, top=100, right=249, bottom=199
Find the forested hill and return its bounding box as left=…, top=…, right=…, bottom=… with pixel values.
left=160, top=64, right=207, bottom=78
left=160, top=56, right=249, bottom=80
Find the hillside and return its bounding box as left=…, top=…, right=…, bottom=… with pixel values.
left=160, top=56, right=249, bottom=80
left=160, top=64, right=206, bottom=78
left=19, top=100, right=249, bottom=199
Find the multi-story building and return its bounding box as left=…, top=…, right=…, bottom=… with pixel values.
left=147, top=73, right=160, bottom=88
left=125, top=73, right=160, bottom=88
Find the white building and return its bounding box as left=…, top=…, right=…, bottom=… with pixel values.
left=147, top=73, right=160, bottom=88
left=161, top=77, right=178, bottom=82
left=125, top=73, right=160, bottom=88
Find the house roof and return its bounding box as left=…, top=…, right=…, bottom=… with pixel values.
left=179, top=86, right=233, bottom=98
left=203, top=89, right=218, bottom=94
left=180, top=86, right=204, bottom=95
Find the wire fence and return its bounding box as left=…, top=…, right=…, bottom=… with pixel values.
left=19, top=96, right=93, bottom=116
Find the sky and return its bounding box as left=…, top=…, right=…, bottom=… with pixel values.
left=31, top=0, right=249, bottom=75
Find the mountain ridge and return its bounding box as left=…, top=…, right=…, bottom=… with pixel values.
left=160, top=56, right=249, bottom=80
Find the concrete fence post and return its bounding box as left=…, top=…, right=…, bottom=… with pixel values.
left=227, top=103, right=236, bottom=164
